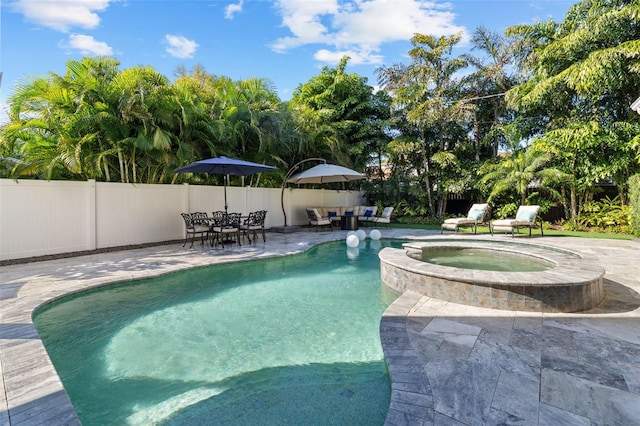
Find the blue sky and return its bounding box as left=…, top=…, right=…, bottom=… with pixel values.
left=1, top=0, right=576, bottom=121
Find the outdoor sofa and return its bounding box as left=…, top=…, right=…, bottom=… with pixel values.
left=308, top=206, right=378, bottom=226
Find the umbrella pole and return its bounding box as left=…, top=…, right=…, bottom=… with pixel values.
left=281, top=158, right=327, bottom=227
left=224, top=175, right=228, bottom=214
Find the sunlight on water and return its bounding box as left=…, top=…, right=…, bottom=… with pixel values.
left=127, top=387, right=225, bottom=425
left=419, top=247, right=552, bottom=271
left=34, top=240, right=402, bottom=425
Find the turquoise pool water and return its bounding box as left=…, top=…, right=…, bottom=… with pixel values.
left=34, top=239, right=401, bottom=425
left=415, top=247, right=552, bottom=271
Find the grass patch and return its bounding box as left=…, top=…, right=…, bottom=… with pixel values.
left=388, top=223, right=636, bottom=240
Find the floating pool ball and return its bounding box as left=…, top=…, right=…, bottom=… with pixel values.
left=346, top=234, right=359, bottom=247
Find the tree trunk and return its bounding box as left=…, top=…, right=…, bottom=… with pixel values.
left=492, top=101, right=500, bottom=157
left=561, top=186, right=570, bottom=220
left=440, top=196, right=448, bottom=217
left=103, top=157, right=111, bottom=182
left=117, top=150, right=126, bottom=183
left=473, top=111, right=480, bottom=162
left=424, top=174, right=434, bottom=216
left=423, top=158, right=435, bottom=216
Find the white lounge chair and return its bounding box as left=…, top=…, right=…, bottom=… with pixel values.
left=441, top=203, right=489, bottom=234
left=490, top=205, right=543, bottom=237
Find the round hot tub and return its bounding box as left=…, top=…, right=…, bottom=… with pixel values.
left=379, top=238, right=605, bottom=312
left=410, top=246, right=554, bottom=272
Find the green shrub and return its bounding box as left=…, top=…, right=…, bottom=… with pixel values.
left=630, top=174, right=640, bottom=237
left=493, top=203, right=518, bottom=219
left=578, top=196, right=629, bottom=228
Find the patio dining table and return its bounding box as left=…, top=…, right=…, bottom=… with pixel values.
left=208, top=212, right=244, bottom=246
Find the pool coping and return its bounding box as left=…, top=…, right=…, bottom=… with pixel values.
left=1, top=231, right=640, bottom=425
left=380, top=238, right=605, bottom=312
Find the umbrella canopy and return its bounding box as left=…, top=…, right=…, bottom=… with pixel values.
left=175, top=156, right=277, bottom=212
left=286, top=163, right=365, bottom=184
left=175, top=156, right=277, bottom=176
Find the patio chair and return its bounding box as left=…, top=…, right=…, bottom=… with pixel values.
left=181, top=213, right=210, bottom=248
left=306, top=208, right=333, bottom=232
left=490, top=205, right=543, bottom=237
left=441, top=203, right=490, bottom=234
left=241, top=210, right=267, bottom=243
left=210, top=211, right=242, bottom=247
left=371, top=207, right=394, bottom=228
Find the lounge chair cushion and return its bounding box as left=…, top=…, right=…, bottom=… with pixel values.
left=444, top=217, right=474, bottom=225
left=467, top=207, right=485, bottom=220
left=515, top=206, right=537, bottom=222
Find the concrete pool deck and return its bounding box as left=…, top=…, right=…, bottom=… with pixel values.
left=1, top=229, right=639, bottom=425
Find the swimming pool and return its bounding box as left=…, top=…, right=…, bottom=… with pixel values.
left=34, top=239, right=401, bottom=425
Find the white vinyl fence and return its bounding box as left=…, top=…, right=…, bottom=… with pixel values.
left=0, top=179, right=364, bottom=261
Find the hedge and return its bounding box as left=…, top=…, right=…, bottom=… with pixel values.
left=630, top=174, right=640, bottom=237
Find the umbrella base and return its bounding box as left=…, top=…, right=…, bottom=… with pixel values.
left=271, top=225, right=301, bottom=234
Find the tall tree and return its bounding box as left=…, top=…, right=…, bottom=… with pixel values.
left=506, top=0, right=640, bottom=215
left=463, top=27, right=519, bottom=159
left=377, top=33, right=472, bottom=216
left=289, top=56, right=382, bottom=169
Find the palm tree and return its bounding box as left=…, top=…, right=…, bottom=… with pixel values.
left=481, top=148, right=568, bottom=206
left=376, top=33, right=472, bottom=216
left=462, top=27, right=518, bottom=159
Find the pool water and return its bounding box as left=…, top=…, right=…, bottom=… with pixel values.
left=416, top=246, right=552, bottom=272
left=34, top=239, right=401, bottom=425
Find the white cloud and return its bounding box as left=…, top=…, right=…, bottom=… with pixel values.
left=67, top=34, right=113, bottom=55
left=271, top=0, right=467, bottom=65
left=10, top=0, right=112, bottom=32
left=270, top=0, right=339, bottom=52
left=225, top=1, right=243, bottom=20
left=165, top=35, right=199, bottom=59
left=314, top=48, right=383, bottom=65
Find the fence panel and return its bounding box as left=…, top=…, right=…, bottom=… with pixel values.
left=1, top=179, right=364, bottom=261
left=1, top=180, right=93, bottom=260
left=96, top=182, right=185, bottom=248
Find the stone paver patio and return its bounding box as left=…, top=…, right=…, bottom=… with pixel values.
left=1, top=229, right=639, bottom=425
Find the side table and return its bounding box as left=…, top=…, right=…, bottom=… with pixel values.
left=340, top=215, right=358, bottom=230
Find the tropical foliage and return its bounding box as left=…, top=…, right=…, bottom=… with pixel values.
left=2, top=0, right=639, bottom=233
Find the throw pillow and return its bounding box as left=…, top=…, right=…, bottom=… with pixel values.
left=515, top=208, right=536, bottom=222
left=467, top=209, right=484, bottom=220
left=364, top=209, right=373, bottom=217
left=328, top=211, right=337, bottom=217
left=345, top=211, right=354, bottom=216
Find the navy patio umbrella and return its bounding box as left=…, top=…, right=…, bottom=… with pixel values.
left=175, top=156, right=277, bottom=213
